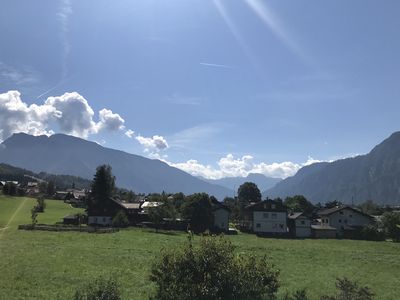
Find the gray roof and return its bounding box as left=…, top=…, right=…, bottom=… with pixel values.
left=317, top=205, right=373, bottom=219
left=288, top=212, right=304, bottom=220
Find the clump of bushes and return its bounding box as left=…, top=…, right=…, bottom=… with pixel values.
left=73, top=277, right=121, bottom=300
left=150, top=235, right=279, bottom=300
left=320, top=277, right=374, bottom=300
left=112, top=210, right=129, bottom=228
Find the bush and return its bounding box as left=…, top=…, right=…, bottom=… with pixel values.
left=381, top=212, right=400, bottom=242
left=283, top=289, right=308, bottom=300
left=150, top=235, right=279, bottom=300
left=320, top=277, right=374, bottom=300
left=73, top=277, right=121, bottom=300
left=112, top=210, right=129, bottom=228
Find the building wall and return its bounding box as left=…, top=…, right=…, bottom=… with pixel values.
left=213, top=209, right=229, bottom=231
left=253, top=211, right=287, bottom=233
left=328, top=209, right=372, bottom=230
left=313, top=229, right=337, bottom=239
left=88, top=216, right=112, bottom=226
left=295, top=217, right=311, bottom=237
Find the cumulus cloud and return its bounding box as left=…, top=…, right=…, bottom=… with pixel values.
left=97, top=108, right=125, bottom=132
left=0, top=91, right=56, bottom=141
left=45, top=92, right=97, bottom=138
left=125, top=129, right=135, bottom=138
left=136, top=135, right=169, bottom=152
left=167, top=154, right=322, bottom=180
left=0, top=90, right=128, bottom=141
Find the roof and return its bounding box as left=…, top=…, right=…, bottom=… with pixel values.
left=246, top=200, right=286, bottom=212
left=288, top=212, right=306, bottom=220
left=311, top=224, right=337, bottom=231
left=318, top=206, right=374, bottom=219
left=111, top=198, right=142, bottom=210
left=141, top=201, right=162, bottom=209
left=210, top=197, right=231, bottom=212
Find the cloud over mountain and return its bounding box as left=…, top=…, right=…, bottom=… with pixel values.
left=0, top=90, right=131, bottom=141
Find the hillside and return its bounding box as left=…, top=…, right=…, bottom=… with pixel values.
left=0, top=133, right=231, bottom=199
left=264, top=132, right=400, bottom=205
left=203, top=173, right=281, bottom=193
left=0, top=163, right=91, bottom=189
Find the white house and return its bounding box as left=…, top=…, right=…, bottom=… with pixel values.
left=244, top=200, right=287, bottom=234
left=288, top=212, right=312, bottom=238
left=315, top=205, right=374, bottom=237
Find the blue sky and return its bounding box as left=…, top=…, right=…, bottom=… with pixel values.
left=1, top=0, right=400, bottom=179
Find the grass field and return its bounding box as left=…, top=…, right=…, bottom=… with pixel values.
left=1, top=195, right=399, bottom=299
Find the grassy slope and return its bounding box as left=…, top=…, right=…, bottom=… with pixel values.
left=0, top=195, right=399, bottom=299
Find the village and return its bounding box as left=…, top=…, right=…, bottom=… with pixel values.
left=1, top=170, right=396, bottom=241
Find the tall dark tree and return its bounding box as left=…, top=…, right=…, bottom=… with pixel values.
left=237, top=182, right=261, bottom=217
left=182, top=193, right=213, bottom=233
left=238, top=182, right=261, bottom=204
left=46, top=181, right=55, bottom=197
left=87, top=165, right=116, bottom=216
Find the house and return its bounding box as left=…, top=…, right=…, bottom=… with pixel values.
left=242, top=200, right=288, bottom=235
left=315, top=205, right=374, bottom=237
left=288, top=212, right=312, bottom=238
left=210, top=197, right=230, bottom=232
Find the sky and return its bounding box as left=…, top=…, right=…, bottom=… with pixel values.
left=1, top=0, right=400, bottom=180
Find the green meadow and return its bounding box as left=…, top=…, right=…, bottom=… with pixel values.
left=0, top=195, right=399, bottom=299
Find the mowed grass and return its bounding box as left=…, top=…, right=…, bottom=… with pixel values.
left=1, top=195, right=400, bottom=299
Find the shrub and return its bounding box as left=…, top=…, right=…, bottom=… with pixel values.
left=112, top=210, right=129, bottom=228
left=283, top=289, right=308, bottom=300
left=150, top=235, right=279, bottom=300
left=73, top=277, right=121, bottom=300
left=320, top=277, right=374, bottom=300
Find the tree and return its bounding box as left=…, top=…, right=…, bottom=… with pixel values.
left=35, top=196, right=46, bottom=213
left=284, top=195, right=315, bottom=215
left=223, top=197, right=240, bottom=221
left=31, top=206, right=38, bottom=228
left=2, top=182, right=17, bottom=196
left=150, top=235, right=279, bottom=300
left=381, top=212, right=400, bottom=242
left=74, top=277, right=121, bottom=300
left=87, top=165, right=116, bottom=216
left=181, top=193, right=213, bottom=233
left=320, top=277, right=374, bottom=300
left=46, top=181, right=55, bottom=197
left=237, top=182, right=261, bottom=218
left=238, top=182, right=262, bottom=204
left=148, top=205, right=167, bottom=232
left=112, top=210, right=129, bottom=228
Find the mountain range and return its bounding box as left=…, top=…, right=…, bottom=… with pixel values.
left=0, top=133, right=232, bottom=199
left=264, top=132, right=400, bottom=205
left=203, top=173, right=281, bottom=193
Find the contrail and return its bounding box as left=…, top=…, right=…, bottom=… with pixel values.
left=199, top=62, right=234, bottom=69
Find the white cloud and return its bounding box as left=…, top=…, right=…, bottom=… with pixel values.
left=136, top=135, right=169, bottom=152
left=45, top=92, right=97, bottom=138
left=166, top=154, right=322, bottom=180
left=97, top=108, right=125, bottom=132
left=0, top=90, right=130, bottom=141
left=125, top=129, right=135, bottom=138
left=0, top=91, right=56, bottom=141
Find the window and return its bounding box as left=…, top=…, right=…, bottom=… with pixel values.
left=271, top=213, right=277, bottom=219
left=279, top=224, right=284, bottom=229
left=339, top=219, right=342, bottom=223
left=322, top=219, right=325, bottom=223
left=349, top=214, right=353, bottom=218
left=339, top=211, right=344, bottom=215
left=263, top=213, right=269, bottom=218
left=300, top=220, right=305, bottom=225
left=256, top=223, right=261, bottom=228
left=271, top=204, right=276, bottom=209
